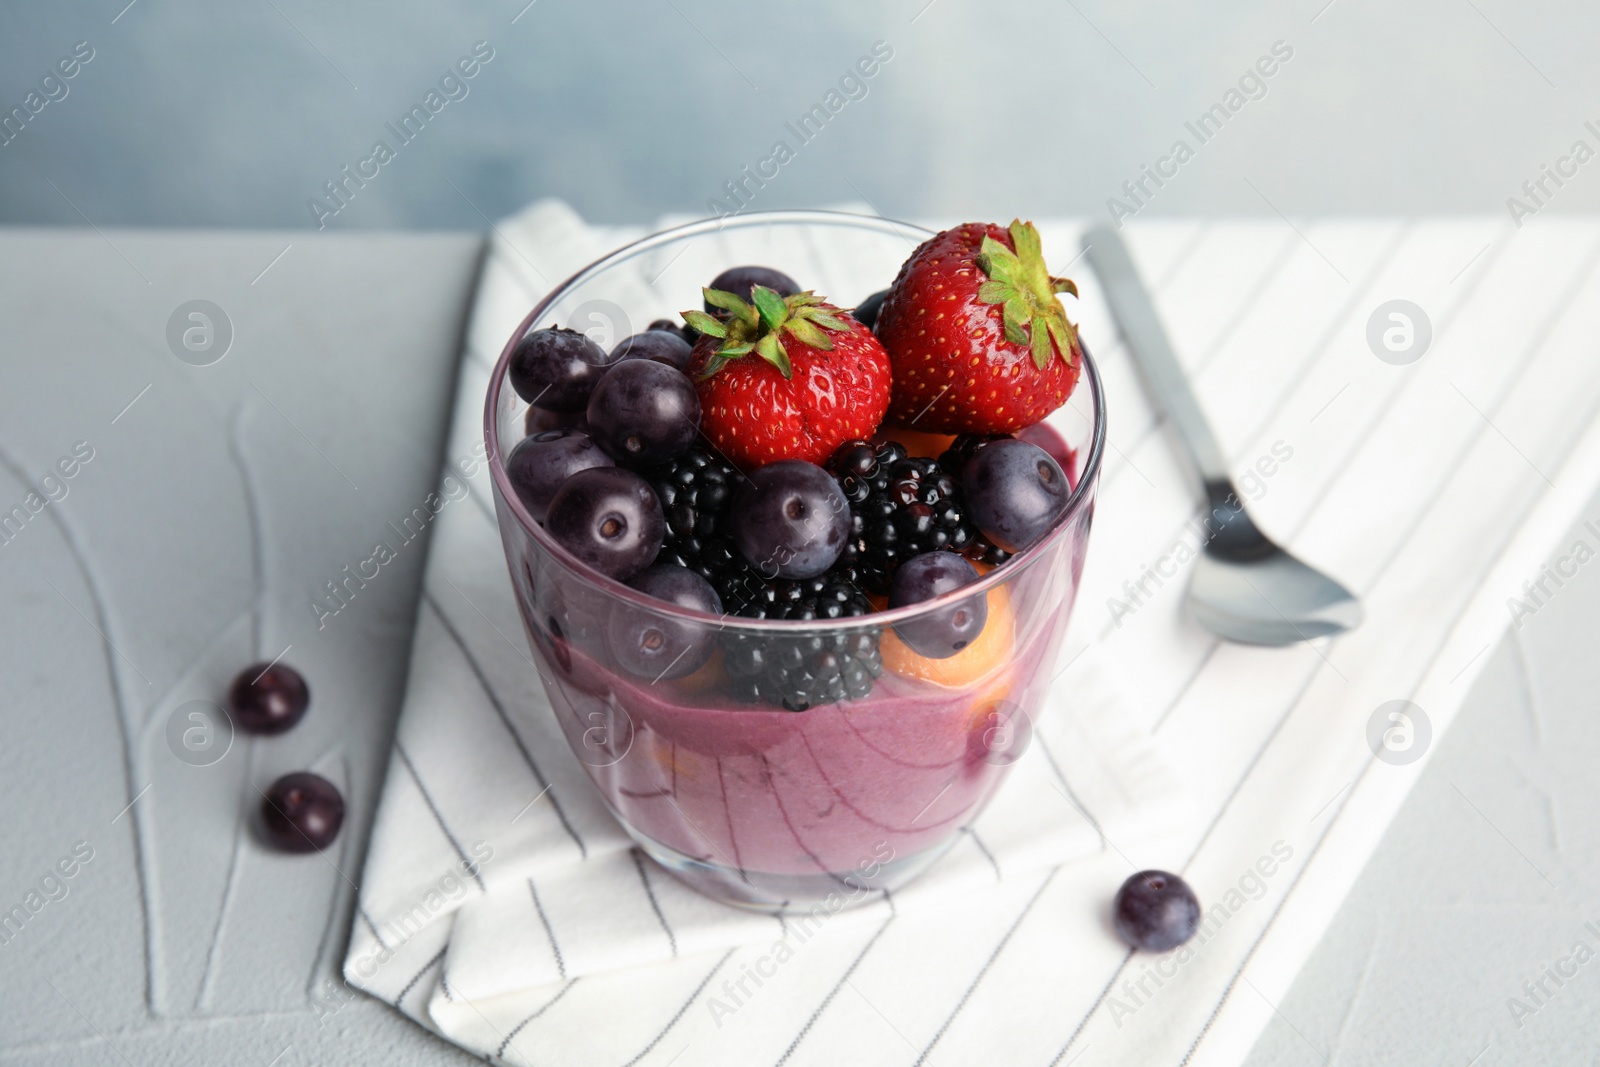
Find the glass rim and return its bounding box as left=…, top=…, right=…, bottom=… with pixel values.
left=484, top=208, right=1107, bottom=631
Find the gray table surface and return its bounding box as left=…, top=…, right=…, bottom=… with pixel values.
left=0, top=229, right=485, bottom=1066
left=1, top=227, right=1594, bottom=1067
left=1243, top=496, right=1600, bottom=1065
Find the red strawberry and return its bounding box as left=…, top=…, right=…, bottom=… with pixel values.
left=684, top=286, right=890, bottom=471
left=876, top=220, right=1083, bottom=434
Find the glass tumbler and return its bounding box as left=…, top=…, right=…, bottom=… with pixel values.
left=486, top=211, right=1105, bottom=910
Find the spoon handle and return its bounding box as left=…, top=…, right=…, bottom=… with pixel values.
left=1082, top=226, right=1231, bottom=493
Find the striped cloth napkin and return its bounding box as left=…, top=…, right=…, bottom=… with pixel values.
left=345, top=202, right=1600, bottom=1065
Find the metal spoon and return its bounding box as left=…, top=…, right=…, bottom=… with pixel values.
left=1082, top=226, right=1362, bottom=646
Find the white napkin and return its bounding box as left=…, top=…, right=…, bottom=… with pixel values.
left=346, top=203, right=1600, bottom=1066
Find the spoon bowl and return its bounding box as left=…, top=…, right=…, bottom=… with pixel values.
left=1188, top=544, right=1363, bottom=646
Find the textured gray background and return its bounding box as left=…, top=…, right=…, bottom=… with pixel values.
left=0, top=0, right=1596, bottom=228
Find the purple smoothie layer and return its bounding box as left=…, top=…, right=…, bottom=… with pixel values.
left=537, top=596, right=1069, bottom=877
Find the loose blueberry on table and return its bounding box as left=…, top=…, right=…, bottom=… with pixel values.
left=261, top=771, right=345, bottom=853
left=228, top=661, right=310, bottom=735
left=1112, top=870, right=1201, bottom=952
left=507, top=218, right=1087, bottom=714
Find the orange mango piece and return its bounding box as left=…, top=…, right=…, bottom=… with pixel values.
left=881, top=584, right=1014, bottom=690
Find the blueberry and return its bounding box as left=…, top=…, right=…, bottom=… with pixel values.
left=1112, top=870, right=1201, bottom=952
left=507, top=429, right=614, bottom=523
left=961, top=439, right=1071, bottom=552
left=706, top=266, right=800, bottom=309
left=529, top=557, right=610, bottom=671
left=611, top=330, right=693, bottom=373
left=261, top=772, right=345, bottom=853
left=728, top=461, right=849, bottom=579
left=648, top=318, right=688, bottom=342
left=888, top=552, right=987, bottom=658
left=586, top=360, right=702, bottom=469
left=510, top=326, right=615, bottom=412
left=545, top=467, right=665, bottom=581
left=525, top=406, right=587, bottom=436
left=228, top=662, right=310, bottom=735
left=608, top=564, right=723, bottom=680
left=853, top=289, right=889, bottom=332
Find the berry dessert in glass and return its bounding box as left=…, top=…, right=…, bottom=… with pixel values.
left=486, top=212, right=1105, bottom=909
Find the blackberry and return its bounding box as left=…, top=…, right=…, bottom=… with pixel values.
left=649, top=447, right=742, bottom=572
left=648, top=448, right=761, bottom=607
left=717, top=570, right=806, bottom=619
left=826, top=439, right=977, bottom=595
left=721, top=576, right=883, bottom=712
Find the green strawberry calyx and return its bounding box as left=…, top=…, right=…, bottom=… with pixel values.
left=975, top=219, right=1081, bottom=371
left=681, top=286, right=851, bottom=381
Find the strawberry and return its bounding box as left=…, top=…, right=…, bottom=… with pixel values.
left=683, top=286, right=890, bottom=471
left=876, top=220, right=1083, bottom=434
